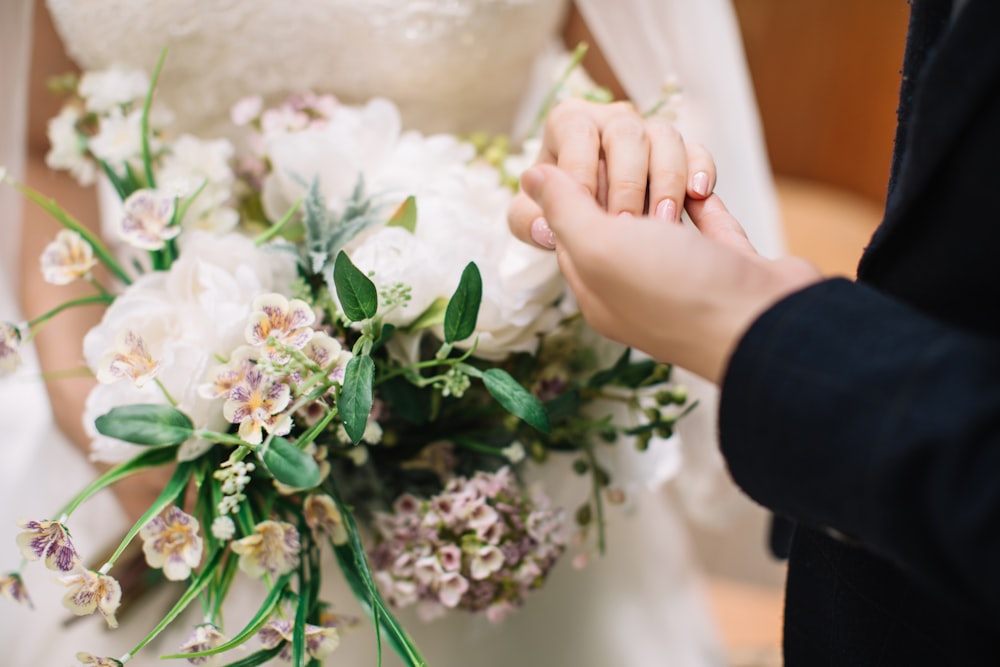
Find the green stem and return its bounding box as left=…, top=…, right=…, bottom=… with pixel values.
left=154, top=377, right=178, bottom=407
left=141, top=47, right=168, bottom=188
left=14, top=182, right=132, bottom=285
left=528, top=41, right=590, bottom=138
left=255, top=198, right=302, bottom=246
left=583, top=443, right=607, bottom=555
left=24, top=294, right=113, bottom=335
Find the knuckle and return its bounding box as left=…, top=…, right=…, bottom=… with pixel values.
left=603, top=115, right=647, bottom=145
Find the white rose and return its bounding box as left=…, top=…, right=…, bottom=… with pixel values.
left=82, top=232, right=297, bottom=461
left=261, top=98, right=402, bottom=221
left=158, top=135, right=238, bottom=234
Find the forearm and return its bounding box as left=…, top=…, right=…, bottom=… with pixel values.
left=720, top=278, right=1000, bottom=616
left=19, top=151, right=105, bottom=449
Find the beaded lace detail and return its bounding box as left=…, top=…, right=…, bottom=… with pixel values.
left=47, top=0, right=568, bottom=137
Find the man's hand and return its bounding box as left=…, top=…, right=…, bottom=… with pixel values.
left=518, top=164, right=820, bottom=383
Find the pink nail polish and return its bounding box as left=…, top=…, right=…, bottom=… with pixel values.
left=692, top=172, right=710, bottom=197
left=530, top=217, right=557, bottom=250
left=655, top=199, right=678, bottom=222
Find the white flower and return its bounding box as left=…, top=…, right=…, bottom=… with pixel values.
left=0, top=322, right=23, bottom=376
left=40, top=230, right=98, bottom=284
left=78, top=67, right=150, bottom=112
left=95, top=329, right=161, bottom=387
left=45, top=106, right=96, bottom=186
left=230, top=95, right=263, bottom=126
left=157, top=135, right=238, bottom=234
left=211, top=516, right=236, bottom=541
left=87, top=107, right=145, bottom=172
left=82, top=231, right=297, bottom=462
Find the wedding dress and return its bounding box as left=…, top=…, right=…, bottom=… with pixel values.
left=0, top=1, right=783, bottom=665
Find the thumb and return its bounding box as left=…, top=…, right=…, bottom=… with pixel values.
left=520, top=164, right=606, bottom=243
left=685, top=194, right=759, bottom=257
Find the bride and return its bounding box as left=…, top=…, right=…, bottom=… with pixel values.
left=0, top=1, right=783, bottom=665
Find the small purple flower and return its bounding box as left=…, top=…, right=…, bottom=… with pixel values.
left=15, top=518, right=79, bottom=572
left=0, top=572, right=32, bottom=608
left=245, top=293, right=316, bottom=362
left=230, top=520, right=300, bottom=578
left=0, top=322, right=23, bottom=376
left=75, top=654, right=123, bottom=667
left=119, top=187, right=179, bottom=250
left=178, top=623, right=227, bottom=666
left=258, top=618, right=340, bottom=661
left=60, top=568, right=122, bottom=628
left=222, top=364, right=291, bottom=445
left=140, top=506, right=204, bottom=581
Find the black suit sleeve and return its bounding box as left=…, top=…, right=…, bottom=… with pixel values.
left=719, top=277, right=1000, bottom=617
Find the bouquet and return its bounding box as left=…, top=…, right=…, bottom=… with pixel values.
left=0, top=51, right=691, bottom=666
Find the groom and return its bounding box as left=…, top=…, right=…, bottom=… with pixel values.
left=515, top=0, right=1000, bottom=663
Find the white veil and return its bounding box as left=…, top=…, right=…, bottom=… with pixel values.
left=577, top=0, right=785, bottom=524
left=0, top=0, right=33, bottom=292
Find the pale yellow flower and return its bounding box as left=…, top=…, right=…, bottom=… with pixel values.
left=304, top=494, right=348, bottom=545
left=178, top=623, right=227, bottom=666
left=230, top=520, right=300, bottom=578
left=119, top=187, right=179, bottom=251
left=75, top=653, right=123, bottom=667
left=258, top=618, right=340, bottom=661
left=139, top=506, right=204, bottom=581
left=40, top=229, right=98, bottom=285
left=61, top=568, right=122, bottom=628
left=245, top=293, right=315, bottom=361
left=222, top=364, right=291, bottom=445
left=95, top=329, right=161, bottom=387
left=0, top=322, right=22, bottom=376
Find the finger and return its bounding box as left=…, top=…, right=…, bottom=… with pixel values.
left=602, top=113, right=651, bottom=216
left=542, top=110, right=602, bottom=197
left=645, top=117, right=688, bottom=223
left=520, top=164, right=608, bottom=250
left=684, top=142, right=717, bottom=199
left=685, top=194, right=758, bottom=257
left=507, top=191, right=553, bottom=249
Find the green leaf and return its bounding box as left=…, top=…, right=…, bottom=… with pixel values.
left=259, top=436, right=322, bottom=489
left=219, top=645, right=284, bottom=667
left=544, top=389, right=582, bottom=425
left=443, top=262, right=482, bottom=343
left=376, top=376, right=430, bottom=424
left=94, top=404, right=194, bottom=446
left=340, top=355, right=375, bottom=444
left=331, top=492, right=428, bottom=667
left=162, top=572, right=292, bottom=660
left=483, top=368, right=551, bottom=433
left=333, top=251, right=378, bottom=322
left=587, top=347, right=631, bottom=388
left=55, top=446, right=178, bottom=519
left=385, top=195, right=417, bottom=233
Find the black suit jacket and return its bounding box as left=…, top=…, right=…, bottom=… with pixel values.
left=719, top=0, right=1000, bottom=663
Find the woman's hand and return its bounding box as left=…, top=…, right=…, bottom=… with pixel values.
left=518, top=163, right=820, bottom=384
left=508, top=98, right=716, bottom=249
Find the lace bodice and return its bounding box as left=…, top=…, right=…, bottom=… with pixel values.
left=47, top=0, right=569, bottom=137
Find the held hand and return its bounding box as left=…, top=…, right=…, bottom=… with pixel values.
left=508, top=99, right=716, bottom=249
left=519, top=164, right=820, bottom=384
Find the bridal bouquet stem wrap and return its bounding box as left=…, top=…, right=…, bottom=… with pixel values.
left=0, top=52, right=692, bottom=666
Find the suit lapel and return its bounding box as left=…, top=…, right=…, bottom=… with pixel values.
left=862, top=0, right=1000, bottom=265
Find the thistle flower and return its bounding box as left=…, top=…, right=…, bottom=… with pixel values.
left=119, top=187, right=180, bottom=250
left=245, top=293, right=316, bottom=362
left=40, top=229, right=98, bottom=285
left=222, top=364, right=291, bottom=445
left=258, top=618, right=340, bottom=661
left=230, top=520, right=300, bottom=578
left=95, top=329, right=161, bottom=387
left=139, top=506, right=204, bottom=581
left=304, top=494, right=348, bottom=545
left=0, top=322, right=22, bottom=376
left=178, top=623, right=228, bottom=666
left=15, top=518, right=79, bottom=572
left=60, top=568, right=122, bottom=628
left=0, top=572, right=32, bottom=608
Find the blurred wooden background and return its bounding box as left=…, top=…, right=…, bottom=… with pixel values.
left=734, top=0, right=911, bottom=276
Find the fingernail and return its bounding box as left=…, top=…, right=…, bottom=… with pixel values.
left=618, top=211, right=634, bottom=219
left=692, top=171, right=710, bottom=197
left=654, top=198, right=678, bottom=222
left=530, top=216, right=557, bottom=250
